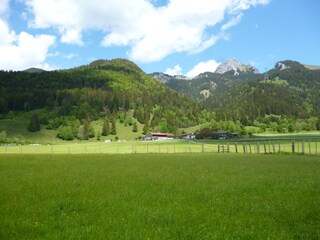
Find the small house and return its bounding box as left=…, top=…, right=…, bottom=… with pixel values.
left=143, top=132, right=175, bottom=140
left=179, top=133, right=195, bottom=139
left=217, top=130, right=228, bottom=139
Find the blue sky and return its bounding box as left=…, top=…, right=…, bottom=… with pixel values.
left=0, top=0, right=319, bottom=77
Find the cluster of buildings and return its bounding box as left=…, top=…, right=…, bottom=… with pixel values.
left=143, top=131, right=237, bottom=141
left=143, top=132, right=194, bottom=141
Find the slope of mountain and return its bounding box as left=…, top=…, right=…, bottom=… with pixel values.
left=0, top=59, right=203, bottom=133
left=149, top=59, right=320, bottom=125
left=204, top=60, right=320, bottom=123
left=149, top=59, right=261, bottom=102
left=149, top=72, right=190, bottom=83
left=23, top=68, right=45, bottom=73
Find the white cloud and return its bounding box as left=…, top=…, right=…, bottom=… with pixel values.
left=0, top=0, right=9, bottom=19
left=186, top=59, right=220, bottom=78
left=221, top=13, right=243, bottom=31
left=165, top=64, right=182, bottom=76
left=23, top=0, right=270, bottom=62
left=48, top=51, right=77, bottom=59
left=0, top=18, right=56, bottom=70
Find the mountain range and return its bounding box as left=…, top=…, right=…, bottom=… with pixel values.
left=150, top=59, right=320, bottom=124
left=0, top=58, right=320, bottom=138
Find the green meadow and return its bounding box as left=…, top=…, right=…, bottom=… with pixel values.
left=1, top=153, right=319, bottom=239
left=1, top=139, right=319, bottom=155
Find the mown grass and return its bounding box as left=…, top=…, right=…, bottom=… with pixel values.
left=1, top=154, right=319, bottom=239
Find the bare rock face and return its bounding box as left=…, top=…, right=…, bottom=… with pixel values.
left=215, top=59, right=259, bottom=75
left=215, top=59, right=242, bottom=74
left=276, top=62, right=288, bottom=71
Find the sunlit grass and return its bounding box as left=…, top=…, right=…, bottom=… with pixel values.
left=0, top=154, right=319, bottom=239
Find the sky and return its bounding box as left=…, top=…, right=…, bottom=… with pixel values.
left=0, top=0, right=319, bottom=78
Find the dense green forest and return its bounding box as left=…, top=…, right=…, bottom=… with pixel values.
left=0, top=59, right=205, bottom=140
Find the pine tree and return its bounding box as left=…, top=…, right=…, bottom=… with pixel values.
left=143, top=121, right=149, bottom=134
left=27, top=114, right=41, bottom=132
left=132, top=122, right=138, bottom=132
left=111, top=118, right=117, bottom=135
left=102, top=119, right=110, bottom=136
left=83, top=119, right=90, bottom=140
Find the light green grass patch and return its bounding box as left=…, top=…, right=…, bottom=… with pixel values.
left=0, top=154, right=319, bottom=239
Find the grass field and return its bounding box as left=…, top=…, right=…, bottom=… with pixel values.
left=1, top=153, right=319, bottom=239
left=1, top=139, right=319, bottom=155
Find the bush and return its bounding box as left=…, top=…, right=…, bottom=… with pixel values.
left=57, top=126, right=75, bottom=140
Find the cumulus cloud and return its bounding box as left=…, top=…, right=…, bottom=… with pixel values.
left=165, top=64, right=182, bottom=76
left=0, top=18, right=55, bottom=70
left=23, top=0, right=270, bottom=62
left=186, top=59, right=220, bottom=78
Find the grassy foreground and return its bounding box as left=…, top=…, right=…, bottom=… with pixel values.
left=1, top=154, right=320, bottom=239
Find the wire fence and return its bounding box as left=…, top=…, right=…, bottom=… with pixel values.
left=0, top=139, right=319, bottom=155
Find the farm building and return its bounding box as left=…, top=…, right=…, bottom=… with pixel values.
left=216, top=130, right=228, bottom=139
left=179, top=133, right=195, bottom=139
left=143, top=132, right=175, bottom=140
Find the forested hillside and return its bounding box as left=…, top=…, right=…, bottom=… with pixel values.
left=0, top=59, right=204, bottom=139
left=149, top=60, right=320, bottom=133
left=204, top=61, right=320, bottom=122
left=166, top=71, right=261, bottom=101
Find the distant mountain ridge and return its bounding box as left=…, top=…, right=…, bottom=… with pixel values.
left=149, top=59, right=263, bottom=101
left=150, top=59, right=320, bottom=123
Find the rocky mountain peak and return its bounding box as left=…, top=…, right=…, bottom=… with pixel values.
left=275, top=62, right=289, bottom=71
left=215, top=59, right=242, bottom=74
left=215, top=59, right=259, bottom=75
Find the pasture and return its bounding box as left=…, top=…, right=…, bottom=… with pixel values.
left=1, top=153, right=319, bottom=239
left=1, top=139, right=319, bottom=155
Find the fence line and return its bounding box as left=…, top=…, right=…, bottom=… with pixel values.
left=0, top=140, right=319, bottom=155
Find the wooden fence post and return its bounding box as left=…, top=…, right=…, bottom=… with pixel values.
left=243, top=143, right=246, bottom=154
left=264, top=143, right=267, bottom=154
left=249, top=143, right=252, bottom=154
left=227, top=143, right=230, bottom=153
left=272, top=143, right=275, bottom=154
left=308, top=140, right=311, bottom=155
left=218, top=144, right=220, bottom=153
left=316, top=141, right=318, bottom=155
left=302, top=140, right=305, bottom=155
left=292, top=140, right=295, bottom=154
left=235, top=142, right=238, bottom=153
